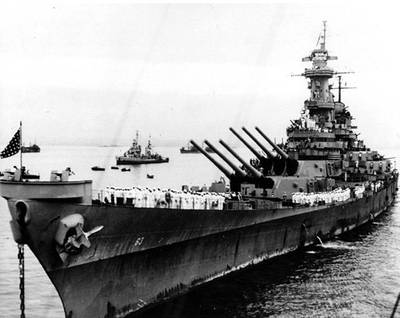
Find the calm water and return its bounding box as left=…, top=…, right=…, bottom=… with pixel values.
left=0, top=146, right=399, bottom=318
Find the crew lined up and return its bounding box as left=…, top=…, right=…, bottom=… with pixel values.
left=354, top=180, right=383, bottom=195
left=371, top=181, right=383, bottom=192
left=97, top=186, right=227, bottom=210
left=292, top=188, right=352, bottom=206
left=291, top=180, right=387, bottom=206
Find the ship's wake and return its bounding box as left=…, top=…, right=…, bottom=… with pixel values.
left=320, top=241, right=357, bottom=250
left=306, top=240, right=357, bottom=253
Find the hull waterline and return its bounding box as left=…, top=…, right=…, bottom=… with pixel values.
left=3, top=179, right=397, bottom=318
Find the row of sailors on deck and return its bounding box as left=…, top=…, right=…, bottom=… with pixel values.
left=99, top=186, right=227, bottom=210
left=292, top=180, right=385, bottom=206
left=292, top=188, right=352, bottom=206
left=370, top=181, right=383, bottom=192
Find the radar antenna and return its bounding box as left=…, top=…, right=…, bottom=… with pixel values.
left=301, top=21, right=337, bottom=63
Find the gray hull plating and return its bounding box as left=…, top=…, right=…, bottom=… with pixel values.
left=5, top=181, right=398, bottom=318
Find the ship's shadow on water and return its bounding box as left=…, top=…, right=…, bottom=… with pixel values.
left=132, top=209, right=393, bottom=318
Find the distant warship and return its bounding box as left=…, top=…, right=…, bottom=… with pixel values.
left=116, top=131, right=169, bottom=165
left=21, top=143, right=40, bottom=153
left=0, top=22, right=397, bottom=318
left=180, top=142, right=215, bottom=154
left=180, top=142, right=200, bottom=153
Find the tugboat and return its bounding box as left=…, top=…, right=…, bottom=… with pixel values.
left=21, top=143, right=40, bottom=153
left=116, top=132, right=169, bottom=165
left=0, top=22, right=397, bottom=318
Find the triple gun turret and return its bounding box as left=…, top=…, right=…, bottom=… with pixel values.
left=191, top=127, right=299, bottom=191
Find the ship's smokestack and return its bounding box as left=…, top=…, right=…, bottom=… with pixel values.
left=229, top=128, right=263, bottom=160
left=241, top=127, right=274, bottom=158
left=219, top=140, right=263, bottom=178
left=190, top=140, right=233, bottom=179
left=255, top=126, right=289, bottom=159
left=204, top=140, right=246, bottom=178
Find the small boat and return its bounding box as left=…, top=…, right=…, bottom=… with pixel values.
left=111, top=166, right=119, bottom=170
left=121, top=168, right=131, bottom=172
left=91, top=166, right=105, bottom=171
left=147, top=174, right=154, bottom=179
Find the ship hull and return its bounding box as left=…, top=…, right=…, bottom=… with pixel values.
left=116, top=158, right=169, bottom=165
left=3, top=179, right=398, bottom=318
left=180, top=149, right=199, bottom=153
left=21, top=146, right=40, bottom=153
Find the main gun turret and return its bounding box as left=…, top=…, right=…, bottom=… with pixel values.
left=219, top=139, right=262, bottom=178
left=230, top=127, right=274, bottom=174
left=241, top=127, right=275, bottom=159
left=191, top=139, right=274, bottom=191
left=255, top=126, right=289, bottom=159
left=229, top=128, right=264, bottom=160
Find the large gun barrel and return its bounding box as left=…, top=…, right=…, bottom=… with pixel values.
left=204, top=140, right=246, bottom=177
left=255, top=126, right=289, bottom=159
left=219, top=140, right=263, bottom=178
left=229, top=128, right=263, bottom=160
left=242, top=127, right=274, bottom=158
left=190, top=140, right=232, bottom=179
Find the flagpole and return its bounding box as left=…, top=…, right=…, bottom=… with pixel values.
left=19, top=121, right=23, bottom=170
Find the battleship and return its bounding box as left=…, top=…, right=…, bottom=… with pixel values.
left=116, top=132, right=169, bottom=165
left=0, top=23, right=398, bottom=318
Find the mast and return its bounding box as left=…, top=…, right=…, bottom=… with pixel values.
left=19, top=121, right=23, bottom=170
left=321, top=20, right=327, bottom=50
left=301, top=21, right=338, bottom=125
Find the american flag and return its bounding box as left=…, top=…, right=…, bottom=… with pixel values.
left=0, top=128, right=21, bottom=159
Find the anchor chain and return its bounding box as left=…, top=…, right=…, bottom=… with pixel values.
left=17, top=243, right=25, bottom=318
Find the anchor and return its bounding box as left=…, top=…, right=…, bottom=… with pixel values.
left=54, top=214, right=103, bottom=262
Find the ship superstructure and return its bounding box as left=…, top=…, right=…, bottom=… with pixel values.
left=190, top=22, right=393, bottom=199
left=287, top=22, right=365, bottom=161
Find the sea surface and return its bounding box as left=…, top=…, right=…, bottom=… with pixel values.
left=0, top=146, right=399, bottom=318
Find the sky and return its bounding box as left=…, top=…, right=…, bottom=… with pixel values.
left=1, top=1, right=400, bottom=150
